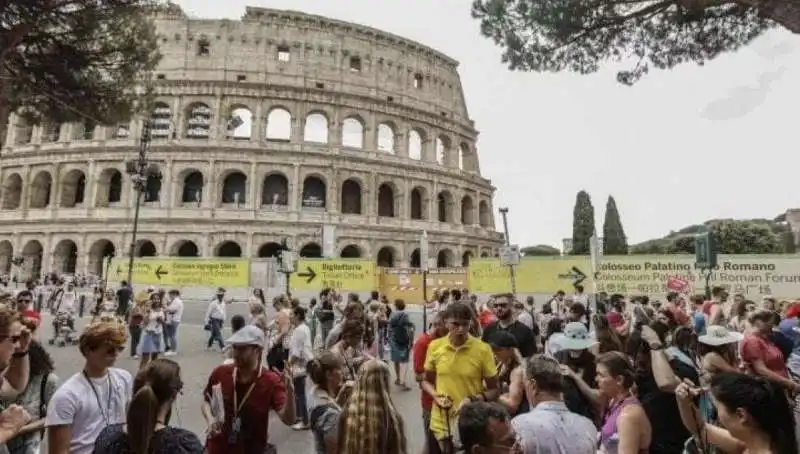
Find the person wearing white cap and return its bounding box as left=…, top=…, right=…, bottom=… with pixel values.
left=202, top=325, right=296, bottom=454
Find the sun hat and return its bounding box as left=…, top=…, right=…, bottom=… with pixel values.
left=488, top=331, right=518, bottom=349
left=698, top=325, right=744, bottom=346
left=226, top=325, right=266, bottom=347
left=549, top=322, right=596, bottom=351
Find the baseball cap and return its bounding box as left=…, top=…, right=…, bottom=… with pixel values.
left=226, top=325, right=265, bottom=347
left=488, top=331, right=518, bottom=349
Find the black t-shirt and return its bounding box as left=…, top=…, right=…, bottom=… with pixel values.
left=767, top=331, right=793, bottom=362
left=636, top=359, right=698, bottom=454
left=116, top=287, right=132, bottom=311
left=481, top=320, right=537, bottom=357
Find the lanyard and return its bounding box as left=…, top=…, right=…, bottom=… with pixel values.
left=83, top=371, right=113, bottom=424
left=232, top=368, right=257, bottom=417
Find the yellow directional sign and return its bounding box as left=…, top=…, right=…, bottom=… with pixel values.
left=290, top=259, right=377, bottom=292
left=109, top=258, right=250, bottom=288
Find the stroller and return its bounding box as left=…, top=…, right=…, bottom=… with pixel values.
left=48, top=311, right=77, bottom=347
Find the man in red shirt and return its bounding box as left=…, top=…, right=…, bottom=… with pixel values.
left=202, top=325, right=296, bottom=454
left=413, top=312, right=448, bottom=454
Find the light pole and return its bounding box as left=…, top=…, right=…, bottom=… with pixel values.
left=498, top=207, right=517, bottom=296
left=125, top=120, right=161, bottom=285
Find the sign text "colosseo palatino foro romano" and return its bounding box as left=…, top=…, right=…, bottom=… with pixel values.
left=597, top=260, right=800, bottom=285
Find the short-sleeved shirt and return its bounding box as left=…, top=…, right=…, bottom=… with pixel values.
left=424, top=335, right=497, bottom=439
left=45, top=368, right=133, bottom=454
left=4, top=372, right=59, bottom=454
left=413, top=333, right=435, bottom=411
left=740, top=334, right=788, bottom=377
left=203, top=364, right=287, bottom=454
left=512, top=401, right=596, bottom=454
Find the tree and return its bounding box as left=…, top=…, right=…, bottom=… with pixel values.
left=470, top=0, right=796, bottom=85
left=631, top=219, right=785, bottom=254
left=602, top=196, right=628, bottom=254
left=571, top=190, right=595, bottom=255
left=1, top=0, right=162, bottom=143
left=521, top=244, right=561, bottom=256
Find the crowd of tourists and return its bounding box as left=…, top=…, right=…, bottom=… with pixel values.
left=0, top=282, right=798, bottom=454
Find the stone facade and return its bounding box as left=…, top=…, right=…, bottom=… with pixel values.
left=0, top=6, right=503, bottom=280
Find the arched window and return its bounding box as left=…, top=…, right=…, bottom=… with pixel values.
left=265, top=108, right=292, bottom=141
left=341, top=117, right=364, bottom=148
left=303, top=113, right=329, bottom=143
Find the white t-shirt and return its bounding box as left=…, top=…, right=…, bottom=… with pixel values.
left=167, top=297, right=184, bottom=323
left=58, top=291, right=77, bottom=313
left=45, top=368, right=133, bottom=454
left=146, top=310, right=164, bottom=333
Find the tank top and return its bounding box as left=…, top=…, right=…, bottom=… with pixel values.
left=498, top=362, right=529, bottom=415
left=599, top=396, right=646, bottom=454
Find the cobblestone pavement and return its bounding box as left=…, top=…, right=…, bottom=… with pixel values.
left=38, top=314, right=427, bottom=454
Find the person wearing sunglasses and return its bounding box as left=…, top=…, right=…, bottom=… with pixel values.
left=46, top=322, right=132, bottom=454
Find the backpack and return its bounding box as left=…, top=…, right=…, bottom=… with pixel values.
left=389, top=312, right=411, bottom=347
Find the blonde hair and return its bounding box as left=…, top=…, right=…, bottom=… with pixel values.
left=79, top=321, right=127, bottom=355
left=338, top=359, right=407, bottom=454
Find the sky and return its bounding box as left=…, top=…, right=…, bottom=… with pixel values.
left=174, top=0, right=800, bottom=249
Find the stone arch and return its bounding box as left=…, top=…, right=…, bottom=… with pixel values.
left=303, top=112, right=329, bottom=144
left=299, top=243, right=322, bottom=258
left=227, top=105, right=253, bottom=139
left=462, top=251, right=473, bottom=267
left=302, top=175, right=326, bottom=209
left=341, top=116, right=364, bottom=149
left=221, top=171, right=247, bottom=205
left=459, top=143, right=470, bottom=170
left=461, top=195, right=475, bottom=224
left=265, top=107, right=292, bottom=141
left=21, top=240, right=43, bottom=279
left=376, top=246, right=397, bottom=267
left=215, top=241, right=242, bottom=257
left=59, top=169, right=86, bottom=208
left=135, top=240, right=157, bottom=257
left=410, top=248, right=421, bottom=268
left=340, top=178, right=362, bottom=215
left=170, top=240, right=200, bottom=257
left=408, top=129, right=423, bottom=160
left=29, top=171, right=52, bottom=208
left=479, top=201, right=491, bottom=228
left=340, top=245, right=362, bottom=258
left=96, top=168, right=123, bottom=206
left=142, top=164, right=162, bottom=203
left=437, top=190, right=454, bottom=223
left=410, top=186, right=428, bottom=220
left=435, top=136, right=450, bottom=166
left=257, top=242, right=281, bottom=258
left=150, top=102, right=174, bottom=139
left=53, top=239, right=78, bottom=274
left=377, top=182, right=397, bottom=218
left=0, top=241, right=12, bottom=275
left=184, top=102, right=212, bottom=139
left=181, top=170, right=204, bottom=204
left=437, top=249, right=455, bottom=268
left=1, top=173, right=22, bottom=210
left=480, top=251, right=490, bottom=258
left=88, top=239, right=116, bottom=276
left=377, top=123, right=395, bottom=153
left=262, top=173, right=289, bottom=206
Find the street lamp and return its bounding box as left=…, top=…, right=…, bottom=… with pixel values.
left=498, top=207, right=518, bottom=296
left=125, top=120, right=162, bottom=285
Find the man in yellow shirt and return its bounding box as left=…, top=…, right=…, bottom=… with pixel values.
left=422, top=302, right=499, bottom=454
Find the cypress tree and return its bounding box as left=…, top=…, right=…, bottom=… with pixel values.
left=571, top=190, right=594, bottom=255
left=603, top=195, right=628, bottom=254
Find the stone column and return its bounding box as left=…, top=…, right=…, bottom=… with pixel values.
left=290, top=164, right=300, bottom=212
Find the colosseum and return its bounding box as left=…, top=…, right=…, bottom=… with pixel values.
left=0, top=5, right=503, bottom=281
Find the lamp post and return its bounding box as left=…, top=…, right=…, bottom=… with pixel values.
left=125, top=120, right=161, bottom=285
left=498, top=207, right=517, bottom=296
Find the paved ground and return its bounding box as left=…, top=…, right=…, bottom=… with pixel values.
left=38, top=312, right=427, bottom=454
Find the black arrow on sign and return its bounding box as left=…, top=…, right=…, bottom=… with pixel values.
left=297, top=266, right=317, bottom=284
left=155, top=265, right=168, bottom=280
left=570, top=266, right=587, bottom=286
